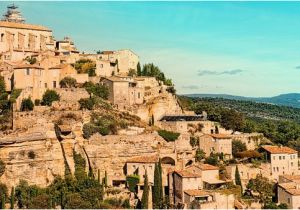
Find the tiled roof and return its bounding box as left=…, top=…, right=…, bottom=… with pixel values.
left=175, top=169, right=201, bottom=178
left=279, top=182, right=300, bottom=196
left=280, top=175, right=300, bottom=183
left=101, top=51, right=115, bottom=55
left=14, top=64, right=43, bottom=69
left=184, top=189, right=211, bottom=196
left=262, top=145, right=297, bottom=154
left=127, top=155, right=158, bottom=163
left=197, top=163, right=219, bottom=171
left=0, top=21, right=51, bottom=32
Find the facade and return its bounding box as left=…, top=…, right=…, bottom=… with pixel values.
left=278, top=175, right=300, bottom=209
left=261, top=145, right=299, bottom=180
left=198, top=134, right=232, bottom=159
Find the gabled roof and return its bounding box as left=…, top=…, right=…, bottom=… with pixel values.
left=175, top=168, right=201, bottom=178
left=261, top=145, right=297, bottom=154
left=0, top=21, right=51, bottom=32
left=127, top=155, right=158, bottom=163
left=196, top=163, right=219, bottom=171
left=279, top=182, right=300, bottom=196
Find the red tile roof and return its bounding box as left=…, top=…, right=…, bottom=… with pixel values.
left=279, top=182, right=300, bottom=196
left=127, top=155, right=158, bottom=163
left=175, top=169, right=201, bottom=178
left=262, top=145, right=297, bottom=154
left=197, top=163, right=219, bottom=171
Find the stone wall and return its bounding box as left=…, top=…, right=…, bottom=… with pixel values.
left=55, top=88, right=89, bottom=102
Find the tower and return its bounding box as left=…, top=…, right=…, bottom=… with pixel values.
left=2, top=4, right=25, bottom=23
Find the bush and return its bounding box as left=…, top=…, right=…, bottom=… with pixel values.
left=28, top=151, right=35, bottom=159
left=83, top=82, right=109, bottom=100
left=28, top=194, right=51, bottom=209
left=232, top=140, right=247, bottom=157
left=60, top=77, right=77, bottom=88
left=126, top=175, right=140, bottom=192
left=20, top=98, right=34, bottom=111
left=235, top=150, right=262, bottom=159
left=190, top=136, right=199, bottom=147
left=82, top=123, right=109, bottom=139
left=204, top=153, right=218, bottom=166
left=79, top=98, right=95, bottom=110
left=158, top=130, right=180, bottom=142
left=64, top=193, right=92, bottom=209
left=0, top=160, right=5, bottom=177
left=41, top=90, right=60, bottom=106
left=195, top=149, right=206, bottom=162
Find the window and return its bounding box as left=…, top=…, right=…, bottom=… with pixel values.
left=279, top=156, right=282, bottom=160
left=100, top=64, right=103, bottom=68
left=288, top=198, right=290, bottom=204
left=0, top=33, right=4, bottom=42
left=283, top=156, right=285, bottom=160
left=291, top=162, right=294, bottom=167
left=277, top=167, right=279, bottom=172
left=45, top=83, right=47, bottom=88
left=273, top=156, right=275, bottom=160
left=26, top=68, right=30, bottom=75
left=138, top=92, right=141, bottom=99
left=53, top=81, right=57, bottom=88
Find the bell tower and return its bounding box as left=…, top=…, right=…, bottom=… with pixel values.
left=2, top=4, right=25, bottom=23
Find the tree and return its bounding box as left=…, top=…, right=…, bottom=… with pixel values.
left=220, top=109, right=245, bottom=132
left=137, top=62, right=142, bottom=76
left=0, top=160, right=5, bottom=177
left=1, top=194, right=5, bottom=209
left=20, top=98, right=34, bottom=111
left=0, top=183, right=7, bottom=209
left=59, top=77, right=77, bottom=88
left=232, top=140, right=247, bottom=157
left=83, top=82, right=109, bottom=100
left=128, top=69, right=136, bottom=77
left=247, top=175, right=274, bottom=204
left=195, top=148, right=206, bottom=162
left=41, top=90, right=60, bottom=106
left=235, top=165, right=242, bottom=193
left=152, top=160, right=163, bottom=209
left=158, top=130, right=180, bottom=142
left=10, top=187, right=14, bottom=209
left=126, top=175, right=139, bottom=193
left=141, top=171, right=149, bottom=209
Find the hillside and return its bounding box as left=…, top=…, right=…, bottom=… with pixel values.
left=185, top=93, right=300, bottom=108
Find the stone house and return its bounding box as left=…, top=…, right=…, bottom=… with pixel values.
left=231, top=132, right=263, bottom=150
left=55, top=37, right=79, bottom=56
left=278, top=175, right=300, bottom=209
left=98, top=49, right=139, bottom=75
left=101, top=76, right=144, bottom=109
left=261, top=145, right=299, bottom=181
left=198, top=134, right=232, bottom=159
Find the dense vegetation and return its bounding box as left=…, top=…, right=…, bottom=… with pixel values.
left=157, top=130, right=180, bottom=142
left=179, top=96, right=300, bottom=152
left=139, top=63, right=173, bottom=86
left=60, top=77, right=77, bottom=88
left=41, top=90, right=60, bottom=106
left=20, top=98, right=34, bottom=111
left=73, top=59, right=96, bottom=77
left=83, top=82, right=109, bottom=100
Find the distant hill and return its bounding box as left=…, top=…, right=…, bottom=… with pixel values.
left=185, top=93, right=300, bottom=108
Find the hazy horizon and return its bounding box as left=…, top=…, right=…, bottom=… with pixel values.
left=2, top=1, right=300, bottom=97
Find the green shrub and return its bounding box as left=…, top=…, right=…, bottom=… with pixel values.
left=195, top=148, right=206, bottom=162
left=79, top=98, right=95, bottom=110
left=235, top=150, right=262, bottom=159
left=64, top=193, right=92, bottom=209
left=28, top=194, right=51, bottom=209
left=0, top=183, right=7, bottom=208
left=41, top=90, right=60, bottom=106
left=59, top=77, right=77, bottom=88
left=158, top=130, right=180, bottom=142
left=83, top=82, right=109, bottom=99
left=0, top=160, right=5, bottom=177
left=232, top=140, right=247, bottom=157
left=82, top=123, right=109, bottom=139
left=126, top=175, right=140, bottom=192
left=9, top=89, right=21, bottom=103
left=190, top=136, right=199, bottom=147
left=20, top=98, right=34, bottom=111
left=204, top=153, right=218, bottom=166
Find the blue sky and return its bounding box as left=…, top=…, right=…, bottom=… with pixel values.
left=1, top=1, right=300, bottom=97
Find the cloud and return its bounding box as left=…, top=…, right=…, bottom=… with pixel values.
left=295, top=66, right=300, bottom=69
left=198, top=69, right=244, bottom=76
left=182, top=85, right=200, bottom=90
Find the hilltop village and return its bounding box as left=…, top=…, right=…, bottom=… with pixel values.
left=0, top=5, right=299, bottom=210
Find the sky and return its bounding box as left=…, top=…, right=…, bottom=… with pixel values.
left=1, top=1, right=300, bottom=97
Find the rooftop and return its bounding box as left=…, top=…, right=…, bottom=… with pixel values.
left=184, top=189, right=211, bottom=197
left=279, top=182, right=300, bottom=196
left=175, top=169, right=201, bottom=178
left=0, top=21, right=51, bottom=32
left=127, top=155, right=158, bottom=163
left=196, top=163, right=219, bottom=171
left=101, top=76, right=129, bottom=83
left=14, top=64, right=43, bottom=69
left=261, top=145, right=297, bottom=154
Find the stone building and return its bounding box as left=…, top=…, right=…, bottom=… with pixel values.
left=0, top=5, right=55, bottom=62
left=278, top=175, right=300, bottom=209
left=198, top=134, right=232, bottom=159
left=261, top=145, right=299, bottom=180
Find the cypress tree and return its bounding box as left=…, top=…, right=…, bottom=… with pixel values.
left=235, top=165, right=243, bottom=193
left=10, top=187, right=14, bottom=209
left=153, top=159, right=163, bottom=209
left=141, top=171, right=149, bottom=209
left=1, top=193, right=5, bottom=209
left=137, top=62, right=142, bottom=76
left=102, top=170, right=108, bottom=188
left=97, top=169, right=101, bottom=183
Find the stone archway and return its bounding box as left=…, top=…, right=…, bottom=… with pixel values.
left=161, top=156, right=176, bottom=165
